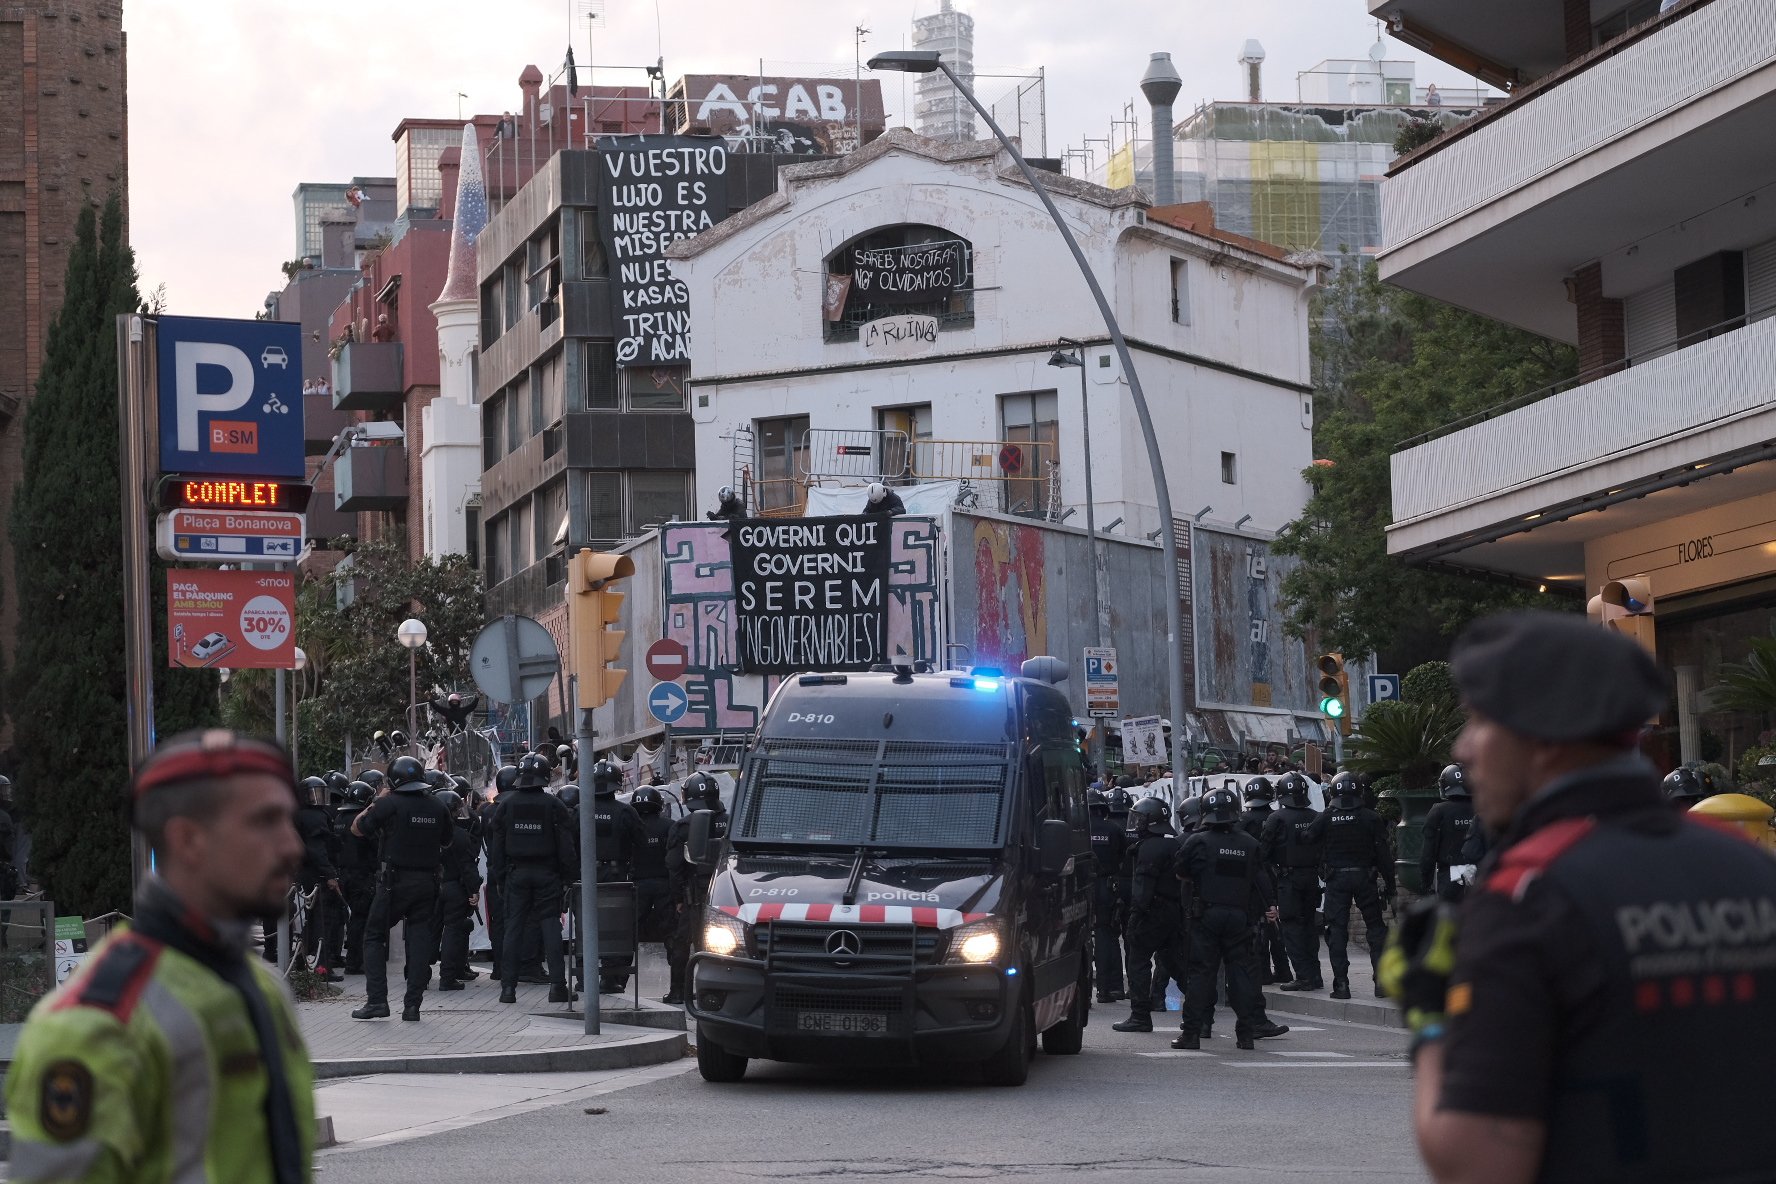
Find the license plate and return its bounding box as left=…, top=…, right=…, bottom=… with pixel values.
left=796, top=1010, right=890, bottom=1035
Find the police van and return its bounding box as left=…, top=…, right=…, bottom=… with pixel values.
left=683, top=659, right=1095, bottom=1086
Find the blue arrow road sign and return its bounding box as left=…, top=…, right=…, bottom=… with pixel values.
left=647, top=680, right=690, bottom=725
left=1369, top=674, right=1401, bottom=704
left=157, top=316, right=305, bottom=478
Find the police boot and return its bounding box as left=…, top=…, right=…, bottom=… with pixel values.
left=1253, top=1020, right=1290, bottom=1039
left=1236, top=1033, right=1256, bottom=1050
left=402, top=1004, right=421, bottom=1021
left=1330, top=976, right=1351, bottom=1000
left=351, top=1002, right=390, bottom=1020
left=438, top=979, right=464, bottom=991
left=662, top=989, right=686, bottom=1005
left=498, top=987, right=517, bottom=1004
left=1169, top=1032, right=1199, bottom=1050
left=1111, top=1011, right=1153, bottom=1033
left=1279, top=979, right=1313, bottom=991
left=548, top=985, right=575, bottom=1004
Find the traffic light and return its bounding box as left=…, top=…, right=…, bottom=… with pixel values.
left=566, top=548, right=636, bottom=708
left=1317, top=652, right=1350, bottom=735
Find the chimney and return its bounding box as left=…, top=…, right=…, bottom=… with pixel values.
left=518, top=64, right=544, bottom=124
left=1239, top=39, right=1266, bottom=103
left=1140, top=52, right=1183, bottom=206
left=437, top=146, right=462, bottom=222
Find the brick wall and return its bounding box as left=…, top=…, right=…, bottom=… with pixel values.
left=1564, top=0, right=1593, bottom=61
left=1574, top=261, right=1626, bottom=377
left=0, top=0, right=129, bottom=745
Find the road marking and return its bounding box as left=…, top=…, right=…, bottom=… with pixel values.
left=1137, top=1050, right=1217, bottom=1058
left=1227, top=1060, right=1404, bottom=1068
left=1268, top=1051, right=1351, bottom=1058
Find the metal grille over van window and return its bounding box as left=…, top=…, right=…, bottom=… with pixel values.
left=738, top=739, right=1013, bottom=848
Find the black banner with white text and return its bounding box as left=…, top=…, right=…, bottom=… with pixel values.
left=730, top=516, right=892, bottom=674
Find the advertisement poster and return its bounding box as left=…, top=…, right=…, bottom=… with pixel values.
left=53, top=916, right=88, bottom=985
left=729, top=516, right=892, bottom=674
left=167, top=568, right=297, bottom=669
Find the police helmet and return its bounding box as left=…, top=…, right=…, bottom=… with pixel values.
left=1177, top=796, right=1205, bottom=831
left=298, top=776, right=328, bottom=806
left=1438, top=764, right=1469, bottom=800
left=1105, top=787, right=1134, bottom=817
left=1274, top=772, right=1311, bottom=809
left=539, top=745, right=560, bottom=769
left=390, top=729, right=409, bottom=750
left=451, top=774, right=471, bottom=795
left=1202, top=786, right=1241, bottom=827
left=494, top=764, right=519, bottom=794
left=325, top=770, right=350, bottom=795
left=682, top=772, right=720, bottom=809
left=345, top=779, right=374, bottom=808
left=1086, top=787, right=1110, bottom=816
left=0, top=774, right=12, bottom=804
left=556, top=743, right=574, bottom=767
left=360, top=768, right=386, bottom=791
left=1128, top=796, right=1171, bottom=835
left=387, top=754, right=427, bottom=790
left=1243, top=776, right=1274, bottom=805
left=1661, top=766, right=1712, bottom=808
left=1328, top=771, right=1364, bottom=809
left=422, top=768, right=449, bottom=790
left=591, top=760, right=624, bottom=796
left=515, top=752, right=552, bottom=790
left=632, top=786, right=664, bottom=816
left=558, top=784, right=581, bottom=811
left=433, top=788, right=463, bottom=817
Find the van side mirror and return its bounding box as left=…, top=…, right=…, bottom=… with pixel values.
left=687, top=809, right=714, bottom=865
left=1037, top=818, right=1072, bottom=878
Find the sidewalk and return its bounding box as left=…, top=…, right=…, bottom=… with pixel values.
left=1257, top=948, right=1403, bottom=1029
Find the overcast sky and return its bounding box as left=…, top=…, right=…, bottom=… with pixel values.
left=124, top=0, right=1445, bottom=317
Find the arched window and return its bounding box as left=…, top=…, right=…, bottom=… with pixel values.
left=823, top=224, right=974, bottom=342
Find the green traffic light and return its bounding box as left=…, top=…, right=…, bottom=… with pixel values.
left=1320, top=696, right=1347, bottom=719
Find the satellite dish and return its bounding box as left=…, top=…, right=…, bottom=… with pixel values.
left=1368, top=40, right=1387, bottom=63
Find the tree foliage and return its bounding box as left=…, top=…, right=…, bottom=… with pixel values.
left=8, top=196, right=217, bottom=916
left=1402, top=660, right=1459, bottom=713
left=1712, top=637, right=1776, bottom=719
left=1345, top=699, right=1463, bottom=792
left=1275, top=260, right=1578, bottom=663
left=221, top=537, right=483, bottom=775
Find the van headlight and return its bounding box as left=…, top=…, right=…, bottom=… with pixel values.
left=944, top=918, right=1002, bottom=965
left=702, top=910, right=749, bottom=957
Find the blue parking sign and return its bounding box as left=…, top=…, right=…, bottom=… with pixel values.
left=157, top=316, right=305, bottom=477
left=1369, top=674, right=1401, bottom=704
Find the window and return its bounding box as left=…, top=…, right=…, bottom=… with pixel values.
left=756, top=416, right=810, bottom=512
left=529, top=366, right=545, bottom=436
left=486, top=513, right=509, bottom=585
left=824, top=223, right=974, bottom=342
left=535, top=480, right=566, bottom=564
left=586, top=472, right=624, bottom=544
left=482, top=395, right=505, bottom=468
left=1221, top=451, right=1237, bottom=485
left=509, top=499, right=532, bottom=576
left=527, top=220, right=561, bottom=315
left=1000, top=391, right=1059, bottom=518
left=877, top=404, right=932, bottom=480
left=583, top=341, right=618, bottom=409
left=504, top=260, right=523, bottom=330
left=1170, top=258, right=1190, bottom=325
left=480, top=274, right=504, bottom=343
left=630, top=471, right=691, bottom=533
left=623, top=365, right=688, bottom=411
left=464, top=503, right=480, bottom=570
left=505, top=385, right=522, bottom=455
left=1594, top=0, right=1662, bottom=45
left=580, top=211, right=608, bottom=278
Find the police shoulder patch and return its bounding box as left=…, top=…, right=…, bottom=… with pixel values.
left=39, top=1059, right=94, bottom=1142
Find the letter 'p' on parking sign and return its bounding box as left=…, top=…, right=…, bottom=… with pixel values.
left=175, top=341, right=255, bottom=452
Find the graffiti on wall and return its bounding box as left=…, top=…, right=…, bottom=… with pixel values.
left=658, top=518, right=941, bottom=735
left=970, top=518, right=1048, bottom=669
left=1192, top=528, right=1311, bottom=711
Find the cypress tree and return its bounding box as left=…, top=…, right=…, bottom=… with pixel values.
left=9, top=195, right=216, bottom=917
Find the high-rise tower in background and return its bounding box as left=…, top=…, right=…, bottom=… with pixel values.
left=912, top=0, right=975, bottom=143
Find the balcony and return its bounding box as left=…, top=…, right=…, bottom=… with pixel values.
left=330, top=341, right=405, bottom=412
left=303, top=384, right=351, bottom=456
left=1378, top=0, right=1776, bottom=342
left=335, top=443, right=408, bottom=512
left=1388, top=310, right=1776, bottom=576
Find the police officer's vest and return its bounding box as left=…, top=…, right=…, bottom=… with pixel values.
left=1486, top=813, right=1776, bottom=1182
left=1275, top=806, right=1322, bottom=867
left=1194, top=828, right=1260, bottom=909
left=1088, top=816, right=1123, bottom=875
left=1320, top=808, right=1380, bottom=868
left=332, top=807, right=373, bottom=871
left=1133, top=833, right=1182, bottom=902
left=1431, top=801, right=1475, bottom=866
left=503, top=788, right=557, bottom=863
left=593, top=793, right=630, bottom=865
left=381, top=789, right=449, bottom=870
left=632, top=813, right=671, bottom=880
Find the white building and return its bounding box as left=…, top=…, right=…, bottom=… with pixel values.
left=1376, top=0, right=1776, bottom=767
left=667, top=130, right=1321, bottom=544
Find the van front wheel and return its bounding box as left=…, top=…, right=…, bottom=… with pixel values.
left=695, top=1025, right=749, bottom=1083
left=1040, top=984, right=1087, bottom=1056
left=980, top=1003, right=1031, bottom=1086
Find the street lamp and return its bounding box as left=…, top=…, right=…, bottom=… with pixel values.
left=397, top=618, right=427, bottom=752
left=1048, top=341, right=1105, bottom=777
left=291, top=647, right=308, bottom=771
left=872, top=48, right=1190, bottom=778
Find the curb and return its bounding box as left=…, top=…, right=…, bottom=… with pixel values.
left=1261, top=988, right=1404, bottom=1029
left=539, top=1004, right=687, bottom=1032
left=310, top=1022, right=686, bottom=1080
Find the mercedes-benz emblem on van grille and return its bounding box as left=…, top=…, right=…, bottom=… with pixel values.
left=826, top=930, right=863, bottom=957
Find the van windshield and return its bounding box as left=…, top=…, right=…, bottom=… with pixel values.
left=734, top=738, right=1013, bottom=849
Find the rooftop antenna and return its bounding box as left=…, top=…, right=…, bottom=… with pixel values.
left=456, top=91, right=468, bottom=119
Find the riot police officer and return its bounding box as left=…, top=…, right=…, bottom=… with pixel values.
left=592, top=759, right=648, bottom=993
left=1111, top=797, right=1186, bottom=1033
left=351, top=755, right=454, bottom=1021
left=0, top=774, right=16, bottom=902
left=332, top=779, right=377, bottom=974
left=631, top=786, right=674, bottom=955
left=1088, top=788, right=1128, bottom=1003
left=432, top=787, right=484, bottom=990
left=1419, top=764, right=1477, bottom=901
left=665, top=772, right=727, bottom=1005
left=1307, top=771, right=1394, bottom=999
left=272, top=777, right=342, bottom=976
left=1239, top=778, right=1292, bottom=985
left=482, top=762, right=520, bottom=973
left=488, top=753, right=576, bottom=1004
left=1173, top=787, right=1287, bottom=1049
left=1661, top=765, right=1713, bottom=811
left=1260, top=772, right=1325, bottom=992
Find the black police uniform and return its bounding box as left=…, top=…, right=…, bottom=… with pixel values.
left=0, top=800, right=18, bottom=900
left=1260, top=799, right=1325, bottom=989
left=353, top=785, right=454, bottom=1015
left=263, top=799, right=340, bottom=966
left=1419, top=797, right=1476, bottom=900
left=488, top=785, right=576, bottom=995
left=332, top=800, right=378, bottom=973
left=1119, top=828, right=1186, bottom=1028
left=1175, top=826, right=1275, bottom=1044
left=1307, top=800, right=1393, bottom=992
left=1239, top=801, right=1292, bottom=983
left=593, top=790, right=648, bottom=992
left=665, top=803, right=728, bottom=1001
left=433, top=815, right=483, bottom=985
left=632, top=810, right=674, bottom=944
left=1089, top=812, right=1128, bottom=1001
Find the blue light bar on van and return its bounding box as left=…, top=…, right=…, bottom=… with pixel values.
left=950, top=675, right=1001, bottom=692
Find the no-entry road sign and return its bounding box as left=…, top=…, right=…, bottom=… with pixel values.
left=645, top=637, right=689, bottom=681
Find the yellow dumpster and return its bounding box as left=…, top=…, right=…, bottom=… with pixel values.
left=1691, top=793, right=1776, bottom=852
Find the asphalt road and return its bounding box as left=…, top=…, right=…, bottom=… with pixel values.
left=319, top=1003, right=1427, bottom=1184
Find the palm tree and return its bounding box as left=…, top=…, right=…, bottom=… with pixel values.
left=1714, top=637, right=1776, bottom=718
left=1343, top=700, right=1463, bottom=791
